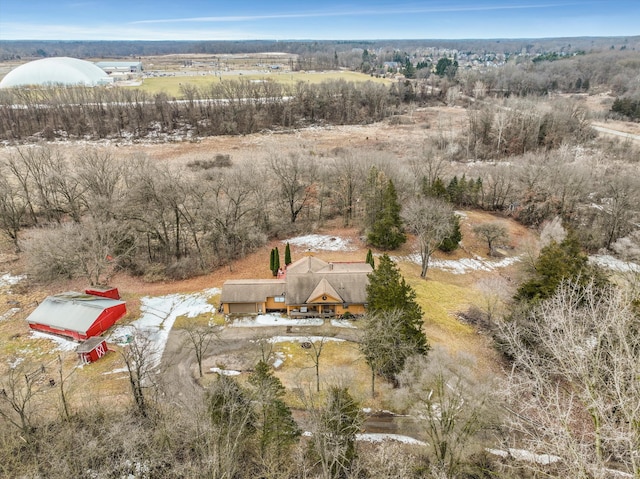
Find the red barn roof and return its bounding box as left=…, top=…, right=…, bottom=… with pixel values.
left=26, top=292, right=126, bottom=341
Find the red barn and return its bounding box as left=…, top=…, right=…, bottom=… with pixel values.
left=77, top=337, right=109, bottom=363
left=26, top=291, right=126, bottom=341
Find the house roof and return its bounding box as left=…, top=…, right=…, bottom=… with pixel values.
left=25, top=292, right=125, bottom=334
left=220, top=256, right=372, bottom=307
left=220, top=279, right=286, bottom=303
left=76, top=336, right=106, bottom=353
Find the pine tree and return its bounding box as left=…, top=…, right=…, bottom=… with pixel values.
left=284, top=242, right=292, bottom=266
left=273, top=247, right=280, bottom=276
left=248, top=361, right=300, bottom=463
left=367, top=180, right=406, bottom=250
left=366, top=254, right=429, bottom=357
left=516, top=232, right=607, bottom=302
left=366, top=249, right=374, bottom=269
left=439, top=214, right=462, bottom=252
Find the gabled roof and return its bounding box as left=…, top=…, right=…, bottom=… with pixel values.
left=220, top=279, right=285, bottom=303
left=285, top=255, right=329, bottom=274
left=306, top=277, right=343, bottom=303
left=25, top=292, right=125, bottom=334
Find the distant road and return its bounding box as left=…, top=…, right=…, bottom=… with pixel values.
left=591, top=125, right=640, bottom=142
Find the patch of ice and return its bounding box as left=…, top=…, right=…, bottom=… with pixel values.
left=454, top=211, right=468, bottom=218
left=210, top=367, right=242, bottom=376
left=0, top=273, right=24, bottom=287
left=407, top=254, right=521, bottom=275
left=231, top=314, right=323, bottom=327
left=486, top=448, right=561, bottom=465
left=110, top=288, right=220, bottom=369
left=362, top=407, right=372, bottom=413
left=30, top=331, right=79, bottom=352
left=284, top=234, right=355, bottom=251
left=267, top=336, right=346, bottom=344
left=0, top=307, right=20, bottom=322
left=589, top=255, right=640, bottom=273
left=356, top=433, right=427, bottom=446
left=330, top=319, right=357, bottom=328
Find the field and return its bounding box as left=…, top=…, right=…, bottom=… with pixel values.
left=127, top=70, right=392, bottom=98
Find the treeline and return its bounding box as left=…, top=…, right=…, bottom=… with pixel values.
left=0, top=79, right=396, bottom=141
left=2, top=37, right=637, bottom=61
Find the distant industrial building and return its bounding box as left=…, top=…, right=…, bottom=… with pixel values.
left=0, top=57, right=113, bottom=88
left=95, top=61, right=143, bottom=75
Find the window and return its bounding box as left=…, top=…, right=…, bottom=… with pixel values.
left=274, top=296, right=285, bottom=303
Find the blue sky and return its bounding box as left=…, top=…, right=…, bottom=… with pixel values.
left=0, top=0, right=638, bottom=41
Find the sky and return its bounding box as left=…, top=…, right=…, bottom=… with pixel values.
left=0, top=0, right=638, bottom=41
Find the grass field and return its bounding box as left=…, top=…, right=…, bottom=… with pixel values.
left=127, top=70, right=392, bottom=98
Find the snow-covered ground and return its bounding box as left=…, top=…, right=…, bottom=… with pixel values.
left=589, top=254, right=640, bottom=273
left=0, top=272, right=24, bottom=287
left=486, top=448, right=561, bottom=465
left=356, top=433, right=426, bottom=446
left=330, top=319, right=357, bottom=328
left=210, top=367, right=241, bottom=376
left=407, top=254, right=521, bottom=274
left=284, top=234, right=355, bottom=252
left=267, top=335, right=346, bottom=344
left=109, top=288, right=220, bottom=369
left=0, top=307, right=20, bottom=322
left=230, top=313, right=323, bottom=327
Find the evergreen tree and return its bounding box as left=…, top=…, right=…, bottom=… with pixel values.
left=248, top=361, right=300, bottom=464
left=284, top=242, right=292, bottom=266
left=273, top=247, right=280, bottom=275
left=423, top=176, right=448, bottom=199
left=439, top=214, right=462, bottom=252
left=363, top=166, right=387, bottom=230
left=367, top=180, right=406, bottom=250
left=365, top=249, right=374, bottom=269
left=516, top=232, right=607, bottom=302
left=366, top=254, right=429, bottom=357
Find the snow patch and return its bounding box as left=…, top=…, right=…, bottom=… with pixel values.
left=231, top=314, right=323, bottom=327
left=102, top=367, right=129, bottom=375
left=30, top=331, right=79, bottom=352
left=409, top=254, right=521, bottom=274
left=486, top=448, right=561, bottom=465
left=284, top=234, right=355, bottom=251
left=109, top=288, right=220, bottom=369
left=0, top=307, right=20, bottom=322
left=0, top=273, right=24, bottom=287
left=8, top=357, right=24, bottom=369
left=267, top=336, right=346, bottom=344
left=272, top=351, right=285, bottom=369
left=356, top=433, right=427, bottom=446
left=210, top=367, right=242, bottom=376
left=331, top=319, right=357, bottom=328
left=589, top=255, right=640, bottom=273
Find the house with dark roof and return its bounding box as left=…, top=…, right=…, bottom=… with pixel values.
left=220, top=256, right=372, bottom=317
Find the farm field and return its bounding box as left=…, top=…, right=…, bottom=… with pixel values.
left=127, top=69, right=392, bottom=98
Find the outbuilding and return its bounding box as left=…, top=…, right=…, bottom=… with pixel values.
left=77, top=337, right=109, bottom=363
left=26, top=290, right=126, bottom=341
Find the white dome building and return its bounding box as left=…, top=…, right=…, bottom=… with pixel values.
left=0, top=57, right=113, bottom=88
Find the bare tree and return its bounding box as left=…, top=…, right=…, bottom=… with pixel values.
left=304, top=337, right=327, bottom=393
left=499, top=281, right=640, bottom=478
left=0, top=363, right=45, bottom=436
left=268, top=150, right=318, bottom=223
left=402, top=196, right=455, bottom=278
left=182, top=322, right=220, bottom=378
left=473, top=221, right=509, bottom=256
left=397, top=349, right=497, bottom=478
left=120, top=331, right=159, bottom=417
